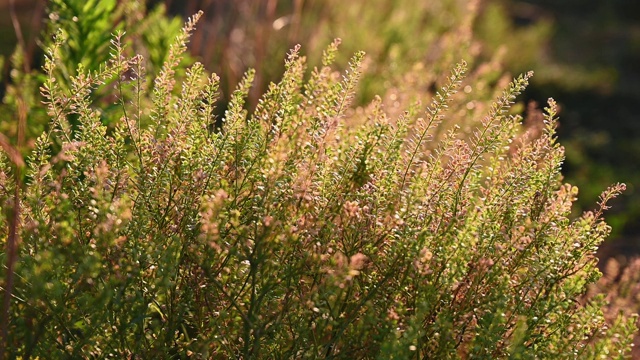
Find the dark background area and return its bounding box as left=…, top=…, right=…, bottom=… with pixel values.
left=513, top=0, right=640, bottom=259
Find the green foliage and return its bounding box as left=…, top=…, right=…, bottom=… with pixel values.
left=45, top=0, right=186, bottom=81
left=47, top=0, right=122, bottom=74
left=0, top=10, right=635, bottom=359
left=0, top=0, right=185, bottom=156
left=0, top=44, right=48, bottom=152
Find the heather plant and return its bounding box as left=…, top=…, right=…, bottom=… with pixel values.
left=171, top=0, right=631, bottom=232
left=0, top=0, right=186, bottom=155
left=177, top=0, right=554, bottom=108
left=176, top=0, right=607, bottom=114
left=0, top=11, right=636, bottom=360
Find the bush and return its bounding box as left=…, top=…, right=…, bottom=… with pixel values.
left=0, top=9, right=636, bottom=360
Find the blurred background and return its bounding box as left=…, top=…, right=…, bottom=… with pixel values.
left=1, top=0, right=639, bottom=350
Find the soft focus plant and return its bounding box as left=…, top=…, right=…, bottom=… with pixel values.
left=175, top=0, right=554, bottom=108
left=174, top=0, right=606, bottom=114
left=587, top=256, right=640, bottom=358
left=0, top=8, right=636, bottom=360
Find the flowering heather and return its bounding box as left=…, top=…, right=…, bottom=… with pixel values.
left=0, top=10, right=636, bottom=360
